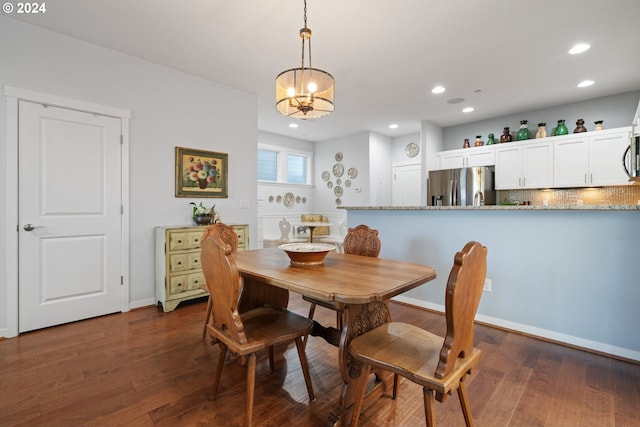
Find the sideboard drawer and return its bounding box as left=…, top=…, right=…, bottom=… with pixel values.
left=169, top=233, right=188, bottom=251
left=169, top=254, right=187, bottom=272
left=186, top=252, right=201, bottom=270
left=169, top=274, right=188, bottom=294
left=187, top=272, right=205, bottom=291
left=187, top=231, right=204, bottom=249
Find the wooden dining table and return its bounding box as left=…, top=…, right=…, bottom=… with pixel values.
left=232, top=247, right=437, bottom=426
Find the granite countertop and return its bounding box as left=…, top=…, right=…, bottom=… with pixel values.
left=340, top=205, right=640, bottom=211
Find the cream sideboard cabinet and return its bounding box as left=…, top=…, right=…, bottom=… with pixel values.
left=155, top=224, right=249, bottom=312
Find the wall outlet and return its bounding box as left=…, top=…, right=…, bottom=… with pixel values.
left=483, top=278, right=492, bottom=292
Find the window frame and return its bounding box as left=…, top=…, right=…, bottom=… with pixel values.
left=257, top=143, right=313, bottom=186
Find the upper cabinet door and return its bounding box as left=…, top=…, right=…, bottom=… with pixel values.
left=494, top=145, right=522, bottom=189
left=466, top=147, right=495, bottom=167
left=589, top=130, right=631, bottom=186
left=554, top=136, right=589, bottom=187
left=437, top=151, right=465, bottom=170
left=522, top=141, right=554, bottom=188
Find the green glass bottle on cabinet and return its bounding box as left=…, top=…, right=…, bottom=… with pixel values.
left=486, top=133, right=496, bottom=145
left=517, top=120, right=529, bottom=141
left=554, top=119, right=568, bottom=136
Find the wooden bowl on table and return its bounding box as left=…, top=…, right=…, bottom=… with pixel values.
left=279, top=243, right=335, bottom=266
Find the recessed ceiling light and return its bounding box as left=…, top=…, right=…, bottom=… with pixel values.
left=289, top=123, right=298, bottom=128
left=431, top=85, right=446, bottom=94
left=462, top=107, right=474, bottom=113
left=577, top=80, right=594, bottom=88
left=569, top=43, right=590, bottom=55
left=389, top=124, right=399, bottom=129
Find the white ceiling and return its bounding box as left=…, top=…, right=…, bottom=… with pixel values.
left=8, top=0, right=640, bottom=142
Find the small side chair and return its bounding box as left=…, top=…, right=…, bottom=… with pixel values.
left=349, top=241, right=487, bottom=427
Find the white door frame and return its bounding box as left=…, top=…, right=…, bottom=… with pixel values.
left=4, top=86, right=131, bottom=337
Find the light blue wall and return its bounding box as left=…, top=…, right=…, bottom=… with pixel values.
left=346, top=208, right=640, bottom=360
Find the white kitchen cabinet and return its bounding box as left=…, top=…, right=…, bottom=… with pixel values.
left=553, top=127, right=631, bottom=187
left=495, top=140, right=553, bottom=189
left=435, top=146, right=495, bottom=170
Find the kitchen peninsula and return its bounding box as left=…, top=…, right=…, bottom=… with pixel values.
left=341, top=205, right=640, bottom=362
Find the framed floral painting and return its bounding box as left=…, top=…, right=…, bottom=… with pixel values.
left=175, top=147, right=228, bottom=198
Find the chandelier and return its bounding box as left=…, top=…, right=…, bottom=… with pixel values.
left=275, top=0, right=334, bottom=119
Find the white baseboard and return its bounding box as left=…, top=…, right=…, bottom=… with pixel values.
left=0, top=328, right=8, bottom=339
left=129, top=298, right=157, bottom=310
left=392, top=295, right=640, bottom=362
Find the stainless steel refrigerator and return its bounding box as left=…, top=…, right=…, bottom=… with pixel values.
left=428, top=166, right=495, bottom=206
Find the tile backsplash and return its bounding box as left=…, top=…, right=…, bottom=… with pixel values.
left=497, top=185, right=640, bottom=206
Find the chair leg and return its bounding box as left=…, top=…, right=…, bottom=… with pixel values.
left=423, top=387, right=436, bottom=427
left=303, top=303, right=317, bottom=349
left=392, top=373, right=399, bottom=399
left=245, top=353, right=257, bottom=427
left=457, top=381, right=474, bottom=427
left=308, top=302, right=317, bottom=320
left=212, top=343, right=228, bottom=400
left=202, top=296, right=212, bottom=338
left=294, top=337, right=315, bottom=402
left=349, top=364, right=372, bottom=427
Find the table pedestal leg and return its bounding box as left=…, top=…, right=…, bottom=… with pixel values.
left=327, top=301, right=393, bottom=426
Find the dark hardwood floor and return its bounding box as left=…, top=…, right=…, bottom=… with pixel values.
left=1, top=294, right=638, bottom=426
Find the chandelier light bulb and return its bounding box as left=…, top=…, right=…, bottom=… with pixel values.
left=287, top=87, right=296, bottom=97
left=307, top=82, right=317, bottom=93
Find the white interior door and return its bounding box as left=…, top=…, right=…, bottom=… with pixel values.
left=392, top=164, right=422, bottom=206
left=18, top=101, right=123, bottom=332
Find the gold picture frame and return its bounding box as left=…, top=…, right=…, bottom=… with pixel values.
left=175, top=147, right=228, bottom=198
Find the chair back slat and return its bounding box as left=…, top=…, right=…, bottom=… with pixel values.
left=201, top=236, right=247, bottom=345
left=202, top=222, right=239, bottom=252
left=343, top=224, right=381, bottom=257
left=436, top=241, right=487, bottom=379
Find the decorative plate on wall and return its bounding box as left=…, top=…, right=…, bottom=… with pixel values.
left=302, top=197, right=307, bottom=203
left=335, top=198, right=342, bottom=205
left=327, top=181, right=333, bottom=188
left=284, top=192, right=295, bottom=207
left=333, top=163, right=344, bottom=177
left=334, top=186, right=343, bottom=197
left=321, top=171, right=330, bottom=181
left=296, top=196, right=301, bottom=203
left=405, top=142, right=419, bottom=158
left=268, top=195, right=274, bottom=202
left=347, top=167, right=358, bottom=179
left=345, top=180, right=351, bottom=187
left=335, top=152, right=343, bottom=162
left=336, top=178, right=342, bottom=185
left=276, top=195, right=282, bottom=203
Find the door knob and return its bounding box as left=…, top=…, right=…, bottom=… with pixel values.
left=23, top=224, right=43, bottom=231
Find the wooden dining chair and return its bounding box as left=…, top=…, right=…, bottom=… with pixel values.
left=303, top=224, right=381, bottom=332
left=201, top=235, right=315, bottom=427
left=200, top=223, right=239, bottom=338
left=349, top=241, right=487, bottom=427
